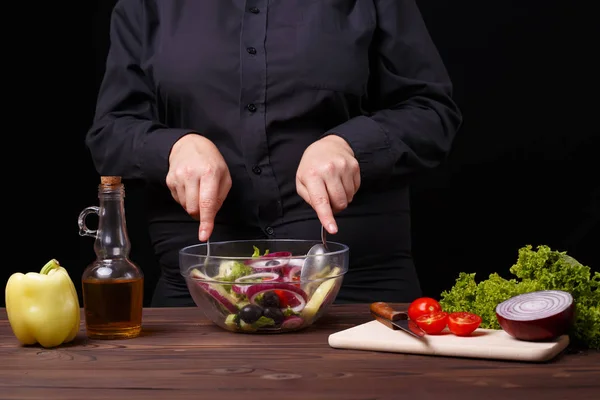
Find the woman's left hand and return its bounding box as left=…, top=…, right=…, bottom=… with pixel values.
left=296, top=135, right=361, bottom=234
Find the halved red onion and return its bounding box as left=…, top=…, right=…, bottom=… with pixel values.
left=231, top=272, right=280, bottom=294
left=190, top=269, right=238, bottom=313
left=246, top=251, right=292, bottom=273
left=245, top=282, right=308, bottom=313
left=495, top=290, right=575, bottom=341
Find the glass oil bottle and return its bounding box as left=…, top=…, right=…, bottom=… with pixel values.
left=78, top=176, right=144, bottom=339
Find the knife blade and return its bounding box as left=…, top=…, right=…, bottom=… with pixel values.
left=369, top=302, right=425, bottom=339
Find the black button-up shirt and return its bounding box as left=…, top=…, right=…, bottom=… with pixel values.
left=86, top=0, right=462, bottom=303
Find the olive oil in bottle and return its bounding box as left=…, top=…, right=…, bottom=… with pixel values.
left=78, top=176, right=144, bottom=339
left=82, top=277, right=144, bottom=339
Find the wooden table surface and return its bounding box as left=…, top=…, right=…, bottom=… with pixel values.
left=0, top=305, right=598, bottom=400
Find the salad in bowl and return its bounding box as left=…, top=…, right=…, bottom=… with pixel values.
left=180, top=239, right=349, bottom=333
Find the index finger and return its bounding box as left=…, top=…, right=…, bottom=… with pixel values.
left=305, top=178, right=338, bottom=234
left=198, top=175, right=221, bottom=242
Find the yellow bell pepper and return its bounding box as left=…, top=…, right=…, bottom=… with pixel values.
left=5, top=259, right=81, bottom=348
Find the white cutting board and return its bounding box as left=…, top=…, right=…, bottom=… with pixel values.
left=328, top=320, right=569, bottom=362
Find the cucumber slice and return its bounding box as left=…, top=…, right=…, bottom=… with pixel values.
left=300, top=268, right=341, bottom=320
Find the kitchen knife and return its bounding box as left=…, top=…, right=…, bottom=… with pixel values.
left=369, top=302, right=425, bottom=339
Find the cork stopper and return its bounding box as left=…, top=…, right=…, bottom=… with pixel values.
left=100, top=176, right=122, bottom=185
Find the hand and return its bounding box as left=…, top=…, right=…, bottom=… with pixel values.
left=296, top=135, right=361, bottom=234
left=167, top=134, right=232, bottom=242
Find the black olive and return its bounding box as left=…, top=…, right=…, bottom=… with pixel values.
left=262, top=291, right=280, bottom=308
left=263, top=307, right=285, bottom=326
left=265, top=260, right=280, bottom=266
left=239, top=304, right=263, bottom=323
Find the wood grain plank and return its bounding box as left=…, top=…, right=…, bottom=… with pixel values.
left=0, top=306, right=598, bottom=400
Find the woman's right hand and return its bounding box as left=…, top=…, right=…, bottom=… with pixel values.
left=167, top=134, right=232, bottom=242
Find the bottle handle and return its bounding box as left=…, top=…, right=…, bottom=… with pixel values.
left=78, top=206, right=100, bottom=238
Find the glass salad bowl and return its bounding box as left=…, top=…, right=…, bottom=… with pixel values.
left=180, top=239, right=349, bottom=333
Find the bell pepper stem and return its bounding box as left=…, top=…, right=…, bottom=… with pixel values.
left=40, top=259, right=61, bottom=275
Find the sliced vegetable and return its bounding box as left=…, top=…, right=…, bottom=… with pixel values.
left=191, top=268, right=238, bottom=313
left=447, top=312, right=482, bottom=336
left=217, top=260, right=253, bottom=281
left=224, top=313, right=239, bottom=329
left=232, top=272, right=280, bottom=294
left=281, top=315, right=304, bottom=330
left=286, top=265, right=301, bottom=282
left=408, top=297, right=442, bottom=321
left=495, top=290, right=575, bottom=341
left=300, top=270, right=341, bottom=320
left=415, top=311, right=448, bottom=335
left=247, top=252, right=292, bottom=273
left=217, top=260, right=237, bottom=276
left=246, top=283, right=308, bottom=313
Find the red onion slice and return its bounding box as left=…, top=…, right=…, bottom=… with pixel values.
left=246, top=251, right=292, bottom=272
left=231, top=272, right=280, bottom=294
left=282, top=259, right=304, bottom=279
left=281, top=315, right=305, bottom=330
left=245, top=283, right=308, bottom=313
left=495, top=290, right=575, bottom=341
left=286, top=266, right=301, bottom=282
left=190, top=269, right=238, bottom=313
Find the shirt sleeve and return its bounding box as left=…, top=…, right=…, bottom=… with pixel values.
left=86, top=0, right=196, bottom=183
left=323, top=0, right=463, bottom=185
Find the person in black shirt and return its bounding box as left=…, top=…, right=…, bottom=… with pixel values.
left=86, top=0, right=462, bottom=307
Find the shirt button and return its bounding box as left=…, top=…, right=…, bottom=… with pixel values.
left=249, top=7, right=259, bottom=14
left=247, top=103, right=257, bottom=112
left=265, top=227, right=274, bottom=235
left=252, top=165, right=262, bottom=175
left=246, top=47, right=257, bottom=55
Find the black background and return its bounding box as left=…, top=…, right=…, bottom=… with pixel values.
left=2, top=1, right=597, bottom=307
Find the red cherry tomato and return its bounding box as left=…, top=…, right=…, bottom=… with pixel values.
left=274, top=290, right=290, bottom=307
left=415, top=311, right=448, bottom=335
left=274, top=290, right=303, bottom=308
left=448, top=312, right=482, bottom=336
left=407, top=297, right=442, bottom=321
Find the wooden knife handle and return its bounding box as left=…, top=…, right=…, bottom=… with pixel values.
left=370, top=302, right=407, bottom=322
